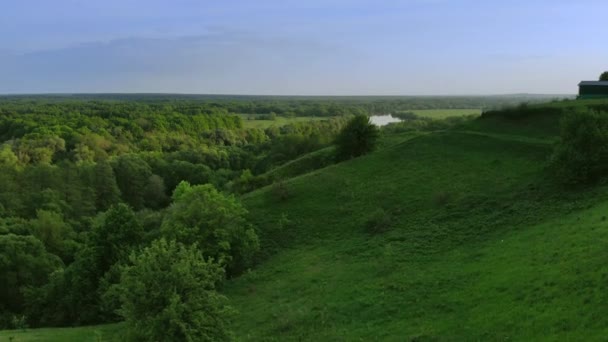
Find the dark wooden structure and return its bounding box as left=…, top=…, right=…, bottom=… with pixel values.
left=579, top=81, right=608, bottom=98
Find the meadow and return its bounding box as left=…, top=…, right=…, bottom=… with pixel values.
left=405, top=108, right=481, bottom=119
left=238, top=115, right=330, bottom=129
left=0, top=324, right=123, bottom=341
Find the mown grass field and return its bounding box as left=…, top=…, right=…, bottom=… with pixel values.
left=408, top=108, right=481, bottom=118
left=0, top=324, right=123, bottom=341
left=239, top=115, right=330, bottom=129
left=8, top=99, right=608, bottom=340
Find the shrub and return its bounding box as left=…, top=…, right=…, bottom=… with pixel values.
left=335, top=115, right=379, bottom=160
left=117, top=239, right=233, bottom=342
left=365, top=208, right=393, bottom=234
left=271, top=181, right=291, bottom=202
left=550, top=110, right=608, bottom=185
left=433, top=191, right=452, bottom=207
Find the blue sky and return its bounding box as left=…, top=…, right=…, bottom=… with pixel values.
left=1, top=0, right=607, bottom=95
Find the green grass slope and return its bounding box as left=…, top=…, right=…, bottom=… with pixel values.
left=0, top=324, right=123, bottom=341
left=225, top=111, right=608, bottom=340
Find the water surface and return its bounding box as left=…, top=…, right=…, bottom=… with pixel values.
left=369, top=115, right=402, bottom=126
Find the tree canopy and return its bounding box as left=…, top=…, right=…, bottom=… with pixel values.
left=161, top=182, right=259, bottom=275
left=334, top=115, right=379, bottom=160
left=117, top=239, right=232, bottom=342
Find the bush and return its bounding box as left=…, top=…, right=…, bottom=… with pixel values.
left=365, top=208, right=393, bottom=234
left=550, top=110, right=608, bottom=185
left=433, top=191, right=452, bottom=207
left=117, top=239, right=233, bottom=342
left=271, top=181, right=291, bottom=202
left=335, top=115, right=379, bottom=160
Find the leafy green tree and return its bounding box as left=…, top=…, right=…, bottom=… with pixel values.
left=57, top=161, right=96, bottom=220
left=29, top=210, right=76, bottom=262
left=0, top=233, right=62, bottom=328
left=93, top=160, right=121, bottom=211
left=334, top=115, right=379, bottom=160
left=161, top=182, right=259, bottom=275
left=90, top=203, right=144, bottom=273
left=550, top=110, right=608, bottom=185
left=0, top=144, right=19, bottom=169
left=143, top=174, right=169, bottom=209
left=114, top=155, right=152, bottom=210
left=117, top=239, right=232, bottom=342
left=0, top=146, right=23, bottom=216
left=72, top=143, right=95, bottom=163
left=28, top=204, right=144, bottom=325
left=600, top=71, right=608, bottom=81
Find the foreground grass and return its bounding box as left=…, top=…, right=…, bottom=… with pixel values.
left=0, top=324, right=123, bottom=341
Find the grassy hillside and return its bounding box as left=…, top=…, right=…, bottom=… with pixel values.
left=223, top=103, right=608, bottom=340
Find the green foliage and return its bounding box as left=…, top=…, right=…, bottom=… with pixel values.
left=0, top=233, right=62, bottom=328
left=117, top=239, right=232, bottom=342
left=93, top=160, right=121, bottom=211
left=143, top=174, right=169, bottom=209
left=0, top=144, right=20, bottom=169
left=26, top=204, right=143, bottom=326
left=334, top=115, right=379, bottom=160
left=90, top=204, right=144, bottom=272
left=550, top=110, right=608, bottom=185
left=161, top=182, right=259, bottom=275
left=113, top=155, right=153, bottom=210
left=600, top=71, right=608, bottom=81
left=28, top=210, right=76, bottom=262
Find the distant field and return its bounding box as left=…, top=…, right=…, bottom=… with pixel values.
left=239, top=115, right=329, bottom=129
left=0, top=324, right=123, bottom=342
left=239, top=109, right=481, bottom=129
left=408, top=108, right=481, bottom=119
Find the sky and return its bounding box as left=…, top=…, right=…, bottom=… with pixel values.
left=1, top=0, right=607, bottom=95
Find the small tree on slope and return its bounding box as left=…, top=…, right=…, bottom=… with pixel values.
left=117, top=239, right=232, bottom=341
left=335, top=115, right=379, bottom=160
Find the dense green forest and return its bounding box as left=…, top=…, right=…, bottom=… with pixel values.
left=0, top=97, right=358, bottom=331
left=4, top=94, right=595, bottom=341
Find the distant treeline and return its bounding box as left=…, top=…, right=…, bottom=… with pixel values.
left=0, top=94, right=568, bottom=117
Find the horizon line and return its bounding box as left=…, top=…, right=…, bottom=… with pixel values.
left=0, top=92, right=576, bottom=98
